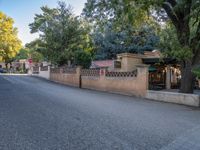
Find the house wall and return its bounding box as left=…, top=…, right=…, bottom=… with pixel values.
left=117, top=53, right=143, bottom=72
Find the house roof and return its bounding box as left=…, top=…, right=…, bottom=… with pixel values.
left=91, top=60, right=113, bottom=68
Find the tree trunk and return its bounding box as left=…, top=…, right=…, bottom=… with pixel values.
left=180, top=62, right=195, bottom=93
left=5, top=63, right=8, bottom=69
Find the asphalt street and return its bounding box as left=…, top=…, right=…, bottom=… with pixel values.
left=0, top=75, right=200, bottom=150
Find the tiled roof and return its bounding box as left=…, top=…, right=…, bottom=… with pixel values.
left=91, top=60, right=113, bottom=68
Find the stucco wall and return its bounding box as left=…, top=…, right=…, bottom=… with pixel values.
left=50, top=73, right=80, bottom=87
left=39, top=66, right=50, bottom=79
left=81, top=65, right=149, bottom=97
left=50, top=67, right=81, bottom=87
left=48, top=66, right=149, bottom=97
left=117, top=53, right=143, bottom=72
left=146, top=90, right=200, bottom=107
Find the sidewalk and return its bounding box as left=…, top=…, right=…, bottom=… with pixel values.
left=162, top=89, right=200, bottom=96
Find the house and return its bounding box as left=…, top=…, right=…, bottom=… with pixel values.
left=91, top=50, right=181, bottom=90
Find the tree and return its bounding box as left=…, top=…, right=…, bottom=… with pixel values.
left=29, top=50, right=44, bottom=63
left=133, top=0, right=200, bottom=93
left=0, top=11, right=22, bottom=66
left=29, top=1, right=94, bottom=66
left=82, top=0, right=150, bottom=30
left=74, top=50, right=92, bottom=68
left=83, top=0, right=200, bottom=93
left=83, top=0, right=160, bottom=60
left=15, top=48, right=29, bottom=61
left=93, top=24, right=159, bottom=60
left=25, top=39, right=46, bottom=56
left=25, top=40, right=44, bottom=63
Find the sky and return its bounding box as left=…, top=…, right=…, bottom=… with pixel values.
left=0, top=0, right=87, bottom=45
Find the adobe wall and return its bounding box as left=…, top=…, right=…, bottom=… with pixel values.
left=81, top=65, right=149, bottom=97
left=117, top=53, right=143, bottom=72
left=50, top=67, right=81, bottom=87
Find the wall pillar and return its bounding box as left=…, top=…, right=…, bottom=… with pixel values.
left=100, top=68, right=106, bottom=78
left=76, top=66, right=82, bottom=88
left=136, top=65, right=149, bottom=96
left=166, top=65, right=171, bottom=90
left=47, top=66, right=50, bottom=79
left=28, top=66, right=33, bottom=75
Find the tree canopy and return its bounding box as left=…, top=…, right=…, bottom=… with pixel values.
left=82, top=0, right=161, bottom=60
left=0, top=11, right=22, bottom=63
left=93, top=24, right=159, bottom=60
left=29, top=2, right=93, bottom=68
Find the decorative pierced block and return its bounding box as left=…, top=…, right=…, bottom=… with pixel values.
left=50, top=68, right=61, bottom=73
left=63, top=67, right=76, bottom=74
left=33, top=67, right=39, bottom=74
left=106, top=70, right=137, bottom=78
left=81, top=69, right=100, bottom=77
left=40, top=66, right=48, bottom=71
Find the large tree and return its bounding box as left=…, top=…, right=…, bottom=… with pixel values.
left=83, top=0, right=160, bottom=60
left=29, top=2, right=93, bottom=67
left=130, top=0, right=200, bottom=93
left=0, top=11, right=22, bottom=66
left=93, top=24, right=159, bottom=60
left=83, top=0, right=200, bottom=93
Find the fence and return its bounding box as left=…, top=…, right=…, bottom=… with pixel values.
left=81, top=66, right=148, bottom=97
left=105, top=70, right=137, bottom=78
left=52, top=66, right=148, bottom=96
left=81, top=69, right=100, bottom=77
left=31, top=66, right=50, bottom=79
left=50, top=67, right=81, bottom=87
left=30, top=65, right=200, bottom=107
left=31, top=65, right=149, bottom=97
left=40, top=66, right=48, bottom=71
left=32, top=66, right=39, bottom=74
left=63, top=67, right=77, bottom=74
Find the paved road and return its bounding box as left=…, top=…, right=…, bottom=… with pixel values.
left=1, top=75, right=200, bottom=150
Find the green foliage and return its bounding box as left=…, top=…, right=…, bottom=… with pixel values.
left=159, top=24, right=193, bottom=61
left=25, top=39, right=46, bottom=62
left=192, top=68, right=200, bottom=79
left=29, top=49, right=44, bottom=63
left=0, top=11, right=22, bottom=62
left=94, top=24, right=159, bottom=60
left=83, top=0, right=160, bottom=60
left=29, top=1, right=94, bottom=67
left=82, top=0, right=158, bottom=29
left=25, top=39, right=46, bottom=54
left=74, top=50, right=92, bottom=68
left=83, top=0, right=200, bottom=61
left=15, top=49, right=29, bottom=60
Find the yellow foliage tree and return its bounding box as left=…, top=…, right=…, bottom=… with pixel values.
left=0, top=11, right=22, bottom=64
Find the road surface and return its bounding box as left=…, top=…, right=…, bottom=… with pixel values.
left=0, top=75, right=200, bottom=150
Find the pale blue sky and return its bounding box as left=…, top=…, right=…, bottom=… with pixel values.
left=0, top=0, right=87, bottom=45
